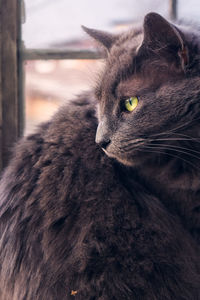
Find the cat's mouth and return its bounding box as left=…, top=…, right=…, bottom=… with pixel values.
left=104, top=149, right=143, bottom=166
left=102, top=138, right=147, bottom=166
left=104, top=136, right=196, bottom=167
left=102, top=148, right=133, bottom=166
left=102, top=148, right=116, bottom=158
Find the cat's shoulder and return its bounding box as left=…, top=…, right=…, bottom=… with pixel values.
left=30, top=92, right=97, bottom=145
left=0, top=92, right=101, bottom=192
left=10, top=92, right=98, bottom=159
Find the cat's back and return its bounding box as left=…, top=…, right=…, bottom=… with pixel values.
left=0, top=94, right=199, bottom=300
left=0, top=94, right=107, bottom=299
left=0, top=94, right=136, bottom=299
left=0, top=93, right=101, bottom=203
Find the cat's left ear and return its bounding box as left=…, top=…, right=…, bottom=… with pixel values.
left=82, top=26, right=117, bottom=51
left=138, top=12, right=189, bottom=70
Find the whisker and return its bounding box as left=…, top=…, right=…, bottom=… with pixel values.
left=121, top=139, right=200, bottom=157
left=160, top=132, right=200, bottom=144
left=121, top=136, right=200, bottom=152
left=148, top=143, right=200, bottom=160
left=155, top=142, right=200, bottom=155
left=150, top=132, right=200, bottom=144
left=151, top=137, right=193, bottom=141
left=120, top=140, right=145, bottom=151
left=141, top=145, right=200, bottom=171
left=150, top=116, right=200, bottom=138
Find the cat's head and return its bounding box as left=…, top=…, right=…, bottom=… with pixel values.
left=83, top=13, right=200, bottom=167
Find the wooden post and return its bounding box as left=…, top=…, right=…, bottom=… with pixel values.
left=0, top=0, right=21, bottom=170
left=0, top=7, right=2, bottom=172
left=169, top=0, right=177, bottom=20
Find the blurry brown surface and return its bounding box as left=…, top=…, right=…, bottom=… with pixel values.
left=0, top=0, right=20, bottom=170
left=25, top=59, right=104, bottom=135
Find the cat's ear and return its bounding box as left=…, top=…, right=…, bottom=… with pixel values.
left=138, top=12, right=188, bottom=69
left=82, top=26, right=116, bottom=51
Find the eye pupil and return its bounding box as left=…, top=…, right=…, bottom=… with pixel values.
left=124, top=96, right=138, bottom=112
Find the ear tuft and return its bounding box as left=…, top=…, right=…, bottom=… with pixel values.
left=82, top=25, right=116, bottom=50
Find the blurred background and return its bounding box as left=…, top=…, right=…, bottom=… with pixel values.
left=23, top=0, right=200, bottom=134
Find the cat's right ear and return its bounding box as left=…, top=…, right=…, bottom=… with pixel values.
left=137, top=12, right=189, bottom=70
left=82, top=26, right=116, bottom=51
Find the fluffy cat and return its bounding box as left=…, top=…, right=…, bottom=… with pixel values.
left=0, top=12, right=200, bottom=299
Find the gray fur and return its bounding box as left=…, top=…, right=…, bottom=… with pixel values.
left=0, top=13, right=200, bottom=299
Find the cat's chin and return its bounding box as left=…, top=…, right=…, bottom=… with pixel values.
left=115, top=157, right=136, bottom=167
left=103, top=149, right=141, bottom=167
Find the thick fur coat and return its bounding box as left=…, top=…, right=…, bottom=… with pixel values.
left=0, top=13, right=200, bottom=299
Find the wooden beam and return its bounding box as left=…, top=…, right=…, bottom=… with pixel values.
left=23, top=48, right=104, bottom=61
left=0, top=0, right=21, bottom=170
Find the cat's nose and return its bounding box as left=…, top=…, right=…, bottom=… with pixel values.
left=97, top=138, right=111, bottom=149
left=96, top=121, right=111, bottom=149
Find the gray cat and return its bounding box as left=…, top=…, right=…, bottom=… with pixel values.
left=0, top=12, right=200, bottom=299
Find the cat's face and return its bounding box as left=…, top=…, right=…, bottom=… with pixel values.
left=84, top=13, right=200, bottom=166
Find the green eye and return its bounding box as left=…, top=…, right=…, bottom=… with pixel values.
left=124, top=96, right=138, bottom=112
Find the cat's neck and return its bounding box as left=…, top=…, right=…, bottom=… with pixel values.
left=134, top=156, right=200, bottom=236
left=133, top=154, right=200, bottom=214
left=137, top=158, right=200, bottom=193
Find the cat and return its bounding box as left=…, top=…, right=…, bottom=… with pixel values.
left=0, top=12, right=200, bottom=299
